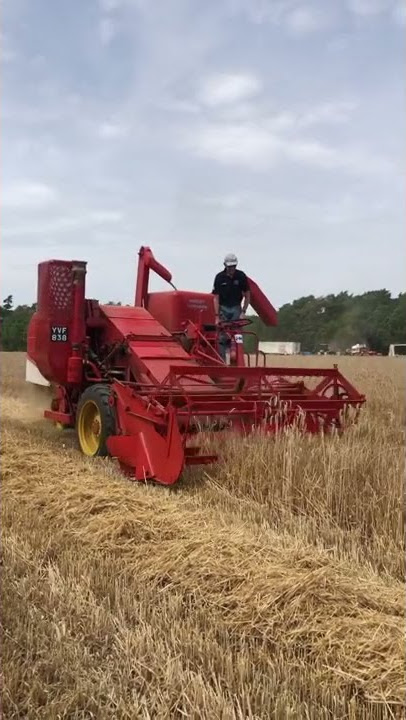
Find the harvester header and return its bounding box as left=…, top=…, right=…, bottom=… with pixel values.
left=26, top=247, right=365, bottom=485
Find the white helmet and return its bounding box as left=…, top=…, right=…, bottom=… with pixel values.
left=224, top=252, right=238, bottom=267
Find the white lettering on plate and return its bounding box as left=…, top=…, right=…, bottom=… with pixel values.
left=51, top=326, right=68, bottom=342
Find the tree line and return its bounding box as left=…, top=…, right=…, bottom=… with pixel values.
left=1, top=290, right=405, bottom=354
left=246, top=289, right=406, bottom=354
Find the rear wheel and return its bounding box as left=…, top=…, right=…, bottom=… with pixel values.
left=76, top=385, right=116, bottom=457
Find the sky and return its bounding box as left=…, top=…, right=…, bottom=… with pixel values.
left=2, top=0, right=405, bottom=309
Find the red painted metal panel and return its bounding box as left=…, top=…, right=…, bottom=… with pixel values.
left=146, top=290, right=215, bottom=333
left=27, top=260, right=86, bottom=385
left=101, top=303, right=214, bottom=387
left=100, top=304, right=172, bottom=336
left=247, top=277, right=278, bottom=326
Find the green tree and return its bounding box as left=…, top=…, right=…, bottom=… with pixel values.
left=246, top=289, right=405, bottom=354
left=2, top=295, right=13, bottom=311
left=1, top=304, right=36, bottom=351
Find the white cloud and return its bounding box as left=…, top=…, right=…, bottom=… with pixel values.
left=0, top=32, right=17, bottom=63
left=3, top=209, right=124, bottom=239
left=199, top=193, right=246, bottom=210
left=267, top=101, right=356, bottom=131
left=393, top=1, right=406, bottom=24
left=226, top=0, right=300, bottom=26
left=186, top=120, right=393, bottom=175
left=284, top=5, right=334, bottom=33
left=88, top=210, right=123, bottom=223
left=284, top=139, right=343, bottom=168
left=198, top=72, right=262, bottom=107
left=297, top=100, right=357, bottom=126
left=98, top=122, right=128, bottom=138
left=99, top=16, right=117, bottom=46
left=196, top=190, right=389, bottom=227
left=286, top=138, right=393, bottom=174
left=99, top=0, right=123, bottom=10
left=2, top=182, right=58, bottom=210
left=227, top=0, right=338, bottom=32
left=188, top=122, right=282, bottom=167
left=347, top=0, right=394, bottom=15
left=231, top=0, right=404, bottom=31
left=157, top=98, right=201, bottom=115
left=345, top=0, right=406, bottom=24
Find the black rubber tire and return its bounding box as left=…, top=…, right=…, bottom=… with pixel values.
left=76, top=384, right=116, bottom=457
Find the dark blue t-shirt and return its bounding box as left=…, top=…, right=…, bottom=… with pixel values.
left=212, top=269, right=248, bottom=308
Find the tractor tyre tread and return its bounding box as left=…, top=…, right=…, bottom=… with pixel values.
left=76, top=384, right=116, bottom=457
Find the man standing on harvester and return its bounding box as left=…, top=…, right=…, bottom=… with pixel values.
left=212, top=253, right=251, bottom=361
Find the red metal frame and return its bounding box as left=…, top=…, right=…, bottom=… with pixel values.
left=27, top=246, right=366, bottom=486
left=134, top=246, right=174, bottom=307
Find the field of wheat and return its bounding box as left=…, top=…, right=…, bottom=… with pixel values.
left=1, top=351, right=405, bottom=719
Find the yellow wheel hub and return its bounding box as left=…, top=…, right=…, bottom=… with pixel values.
left=77, top=400, right=102, bottom=456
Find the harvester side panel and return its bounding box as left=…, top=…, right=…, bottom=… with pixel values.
left=145, top=291, right=215, bottom=333
left=100, top=305, right=214, bottom=387
left=27, top=260, right=86, bottom=385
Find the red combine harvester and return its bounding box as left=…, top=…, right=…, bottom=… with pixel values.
left=26, top=247, right=365, bottom=485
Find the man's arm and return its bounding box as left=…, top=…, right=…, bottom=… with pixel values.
left=212, top=274, right=220, bottom=321
left=240, top=273, right=250, bottom=316
left=213, top=294, right=220, bottom=319
left=241, top=291, right=250, bottom=315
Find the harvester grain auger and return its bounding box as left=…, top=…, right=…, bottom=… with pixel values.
left=26, top=247, right=365, bottom=485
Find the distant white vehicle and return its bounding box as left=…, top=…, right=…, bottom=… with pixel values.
left=258, top=341, right=300, bottom=355
left=350, top=343, right=368, bottom=355
left=388, top=344, right=406, bottom=356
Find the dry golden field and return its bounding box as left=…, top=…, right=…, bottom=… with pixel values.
left=1, top=351, right=405, bottom=719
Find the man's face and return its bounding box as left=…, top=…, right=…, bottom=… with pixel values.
left=225, top=264, right=237, bottom=276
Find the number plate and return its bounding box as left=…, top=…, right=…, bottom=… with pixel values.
left=50, top=326, right=68, bottom=342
